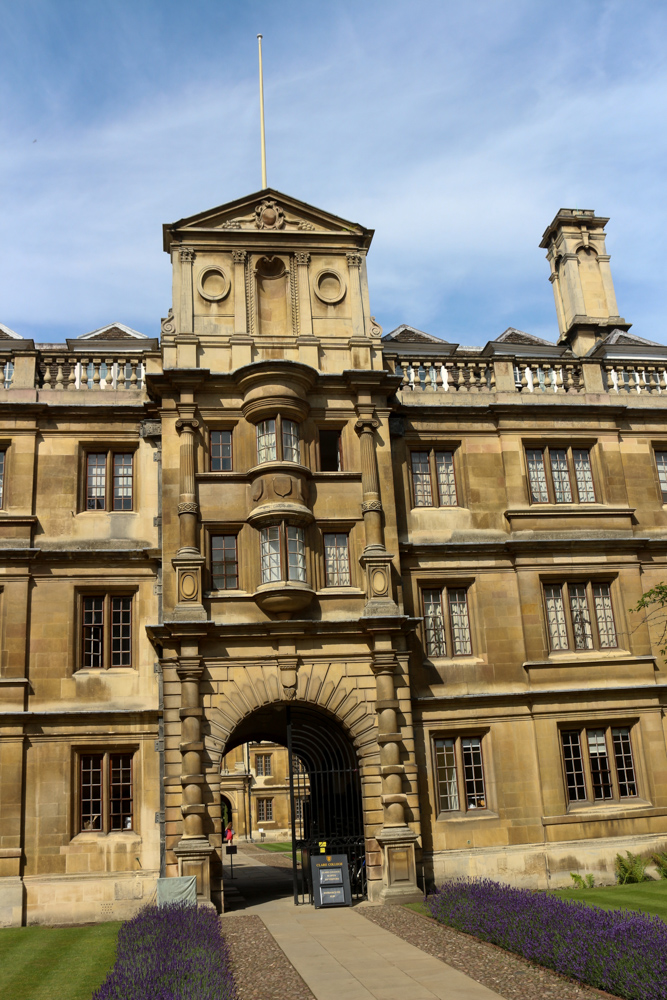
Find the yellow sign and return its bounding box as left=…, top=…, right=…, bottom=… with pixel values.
left=318, top=840, right=327, bottom=852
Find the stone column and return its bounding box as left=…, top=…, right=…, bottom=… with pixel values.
left=178, top=247, right=195, bottom=334
left=173, top=654, right=214, bottom=905
left=356, top=410, right=398, bottom=616
left=295, top=252, right=313, bottom=337
left=232, top=250, right=248, bottom=335
left=346, top=252, right=365, bottom=340
left=355, top=413, right=383, bottom=550
left=371, top=649, right=420, bottom=902
left=172, top=408, right=206, bottom=621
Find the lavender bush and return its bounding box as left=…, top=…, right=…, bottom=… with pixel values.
left=425, top=878, right=667, bottom=1000
left=93, top=903, right=236, bottom=1000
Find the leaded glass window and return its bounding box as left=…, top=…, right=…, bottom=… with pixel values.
left=411, top=452, right=433, bottom=506
left=550, top=449, right=572, bottom=503
left=260, top=526, right=281, bottom=583
left=545, top=585, right=568, bottom=650
left=593, top=583, right=617, bottom=648
left=587, top=730, right=613, bottom=800
left=112, top=454, right=133, bottom=510
left=573, top=449, right=595, bottom=502
left=422, top=588, right=472, bottom=657
left=527, top=449, right=549, bottom=502
left=612, top=728, right=637, bottom=797
left=655, top=452, right=667, bottom=502
left=461, top=738, right=486, bottom=809
left=211, top=430, right=232, bottom=471
left=569, top=583, right=593, bottom=649
left=423, top=589, right=446, bottom=657
left=87, top=453, right=106, bottom=510
left=282, top=420, right=300, bottom=463
left=436, top=451, right=457, bottom=506
left=287, top=525, right=306, bottom=582
left=434, top=738, right=459, bottom=811
left=257, top=420, right=277, bottom=464
left=561, top=731, right=587, bottom=802
left=324, top=533, right=350, bottom=586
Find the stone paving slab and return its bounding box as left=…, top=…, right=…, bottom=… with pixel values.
left=243, top=894, right=503, bottom=1000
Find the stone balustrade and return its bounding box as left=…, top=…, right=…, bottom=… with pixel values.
left=38, top=355, right=145, bottom=391
left=603, top=362, right=667, bottom=394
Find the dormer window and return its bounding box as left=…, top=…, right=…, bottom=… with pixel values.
left=256, top=417, right=301, bottom=464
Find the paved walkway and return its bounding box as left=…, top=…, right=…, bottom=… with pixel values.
left=222, top=847, right=503, bottom=1000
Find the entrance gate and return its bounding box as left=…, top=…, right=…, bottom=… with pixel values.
left=286, top=705, right=366, bottom=904
left=222, top=702, right=367, bottom=905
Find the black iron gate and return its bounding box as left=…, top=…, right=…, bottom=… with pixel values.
left=286, top=705, right=367, bottom=904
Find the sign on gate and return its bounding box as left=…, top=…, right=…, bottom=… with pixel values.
left=311, top=854, right=352, bottom=908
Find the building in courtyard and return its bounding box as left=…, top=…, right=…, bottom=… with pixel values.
left=1, top=192, right=667, bottom=926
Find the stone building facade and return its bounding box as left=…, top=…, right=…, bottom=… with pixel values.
left=1, top=192, right=666, bottom=925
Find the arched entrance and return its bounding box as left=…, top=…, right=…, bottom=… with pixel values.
left=224, top=702, right=366, bottom=903
left=220, top=794, right=233, bottom=831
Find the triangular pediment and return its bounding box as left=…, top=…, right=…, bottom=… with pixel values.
left=165, top=188, right=372, bottom=244
left=0, top=323, right=24, bottom=340
left=383, top=325, right=451, bottom=345
left=76, top=323, right=148, bottom=341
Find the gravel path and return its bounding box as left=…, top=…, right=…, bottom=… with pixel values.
left=221, top=914, right=315, bottom=1000
left=359, top=904, right=622, bottom=1000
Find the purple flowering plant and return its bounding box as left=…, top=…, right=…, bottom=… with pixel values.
left=425, top=878, right=667, bottom=1000
left=93, top=903, right=236, bottom=1000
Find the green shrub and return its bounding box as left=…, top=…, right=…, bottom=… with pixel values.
left=570, top=872, right=596, bottom=889
left=651, top=851, right=667, bottom=879
left=614, top=850, right=650, bottom=884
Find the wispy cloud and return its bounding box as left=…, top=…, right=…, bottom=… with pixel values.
left=1, top=0, right=665, bottom=343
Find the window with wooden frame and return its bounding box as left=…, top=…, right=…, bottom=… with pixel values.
left=211, top=534, right=238, bottom=590
left=409, top=449, right=458, bottom=507
left=654, top=450, right=667, bottom=503
left=422, top=587, right=472, bottom=657
left=81, top=594, right=133, bottom=669
left=319, top=429, right=342, bottom=471
left=85, top=450, right=134, bottom=510
left=210, top=430, right=233, bottom=471
left=543, top=581, right=617, bottom=651
left=259, top=523, right=307, bottom=585
left=433, top=735, right=487, bottom=814
left=256, top=797, right=273, bottom=822
left=256, top=417, right=301, bottom=465
left=78, top=750, right=134, bottom=832
left=560, top=725, right=638, bottom=806
left=525, top=445, right=596, bottom=504
left=255, top=753, right=272, bottom=776
left=323, top=532, right=351, bottom=586
left=0, top=449, right=5, bottom=508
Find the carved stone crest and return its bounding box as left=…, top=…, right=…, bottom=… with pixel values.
left=251, top=480, right=264, bottom=502
left=255, top=199, right=285, bottom=230
left=273, top=476, right=292, bottom=498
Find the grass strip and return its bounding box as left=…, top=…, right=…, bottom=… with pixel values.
left=0, top=922, right=120, bottom=1000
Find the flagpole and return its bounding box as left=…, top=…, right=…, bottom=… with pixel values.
left=257, top=34, right=267, bottom=189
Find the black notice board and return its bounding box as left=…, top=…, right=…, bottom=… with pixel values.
left=311, top=854, right=352, bottom=908
left=225, top=845, right=237, bottom=855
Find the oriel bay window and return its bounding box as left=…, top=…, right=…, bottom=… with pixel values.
left=256, top=416, right=301, bottom=464
left=410, top=449, right=458, bottom=507
left=433, top=735, right=487, bottom=814
left=81, top=594, right=132, bottom=669
left=79, top=751, right=134, bottom=832
left=260, top=523, right=307, bottom=584
left=526, top=446, right=596, bottom=504
left=86, top=451, right=134, bottom=510
left=561, top=726, right=638, bottom=805
left=422, top=587, right=472, bottom=657
left=543, top=581, right=617, bottom=651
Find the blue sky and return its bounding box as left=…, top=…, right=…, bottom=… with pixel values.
left=1, top=0, right=665, bottom=345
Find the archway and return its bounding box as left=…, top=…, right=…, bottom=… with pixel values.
left=220, top=794, right=233, bottom=833
left=223, top=701, right=367, bottom=904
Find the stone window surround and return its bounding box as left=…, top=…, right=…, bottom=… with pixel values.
left=72, top=745, right=139, bottom=836
left=522, top=439, right=600, bottom=506
left=75, top=586, right=139, bottom=673
left=651, top=444, right=667, bottom=503
left=408, top=443, right=461, bottom=509
left=427, top=726, right=497, bottom=821
left=418, top=580, right=476, bottom=660
left=77, top=441, right=139, bottom=513
left=541, top=577, right=619, bottom=653
left=558, top=721, right=647, bottom=811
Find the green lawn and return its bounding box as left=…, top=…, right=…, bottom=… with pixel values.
left=256, top=841, right=293, bottom=853
left=551, top=881, right=667, bottom=922
left=0, top=922, right=120, bottom=1000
